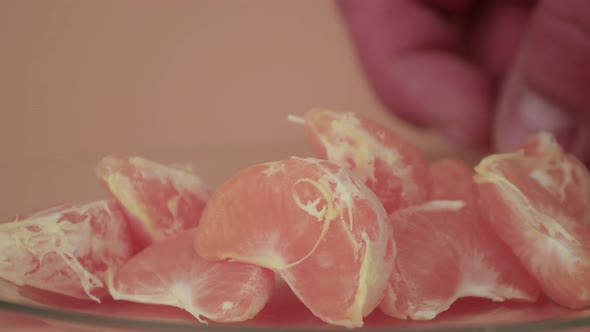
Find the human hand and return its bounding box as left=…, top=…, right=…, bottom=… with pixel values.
left=338, top=0, right=590, bottom=163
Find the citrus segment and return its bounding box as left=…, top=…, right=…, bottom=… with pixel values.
left=106, top=229, right=274, bottom=323
left=96, top=155, right=211, bottom=247
left=474, top=132, right=590, bottom=309
left=381, top=159, right=539, bottom=320
left=0, top=200, right=135, bottom=302
left=298, top=109, right=431, bottom=214
left=194, top=157, right=394, bottom=328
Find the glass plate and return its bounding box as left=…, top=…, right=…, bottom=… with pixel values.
left=2, top=279, right=590, bottom=332
left=1, top=146, right=589, bottom=332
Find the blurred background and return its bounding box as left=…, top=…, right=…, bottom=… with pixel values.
left=0, top=0, right=464, bottom=218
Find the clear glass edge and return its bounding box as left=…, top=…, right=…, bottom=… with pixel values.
left=2, top=299, right=590, bottom=332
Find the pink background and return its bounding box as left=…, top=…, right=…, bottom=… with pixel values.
left=0, top=0, right=475, bottom=218
left=0, top=2, right=471, bottom=329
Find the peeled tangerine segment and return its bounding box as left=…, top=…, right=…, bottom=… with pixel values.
left=381, top=159, right=540, bottom=320
left=194, top=157, right=394, bottom=328
left=300, top=109, right=431, bottom=214
left=106, top=229, right=274, bottom=323
left=96, top=155, right=212, bottom=247
left=0, top=200, right=135, bottom=302
left=474, top=132, right=590, bottom=309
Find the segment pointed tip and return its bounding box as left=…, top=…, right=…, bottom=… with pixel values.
left=287, top=114, right=305, bottom=125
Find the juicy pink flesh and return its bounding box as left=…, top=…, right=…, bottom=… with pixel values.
left=381, top=159, right=539, bottom=320
left=107, top=229, right=275, bottom=323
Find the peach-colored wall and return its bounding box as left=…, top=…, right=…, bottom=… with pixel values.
left=0, top=1, right=463, bottom=219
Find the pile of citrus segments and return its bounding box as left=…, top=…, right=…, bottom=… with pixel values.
left=1, top=109, right=589, bottom=329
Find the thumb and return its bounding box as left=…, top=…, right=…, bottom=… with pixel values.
left=494, top=0, right=590, bottom=163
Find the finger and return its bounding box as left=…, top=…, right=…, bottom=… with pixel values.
left=468, top=0, right=532, bottom=83
left=494, top=0, right=590, bottom=162
left=422, top=0, right=473, bottom=17
left=338, top=0, right=494, bottom=148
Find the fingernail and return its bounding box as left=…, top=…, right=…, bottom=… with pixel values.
left=497, top=91, right=576, bottom=151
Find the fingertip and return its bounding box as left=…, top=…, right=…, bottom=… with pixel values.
left=493, top=0, right=590, bottom=164
left=494, top=86, right=576, bottom=153
left=495, top=99, right=590, bottom=164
